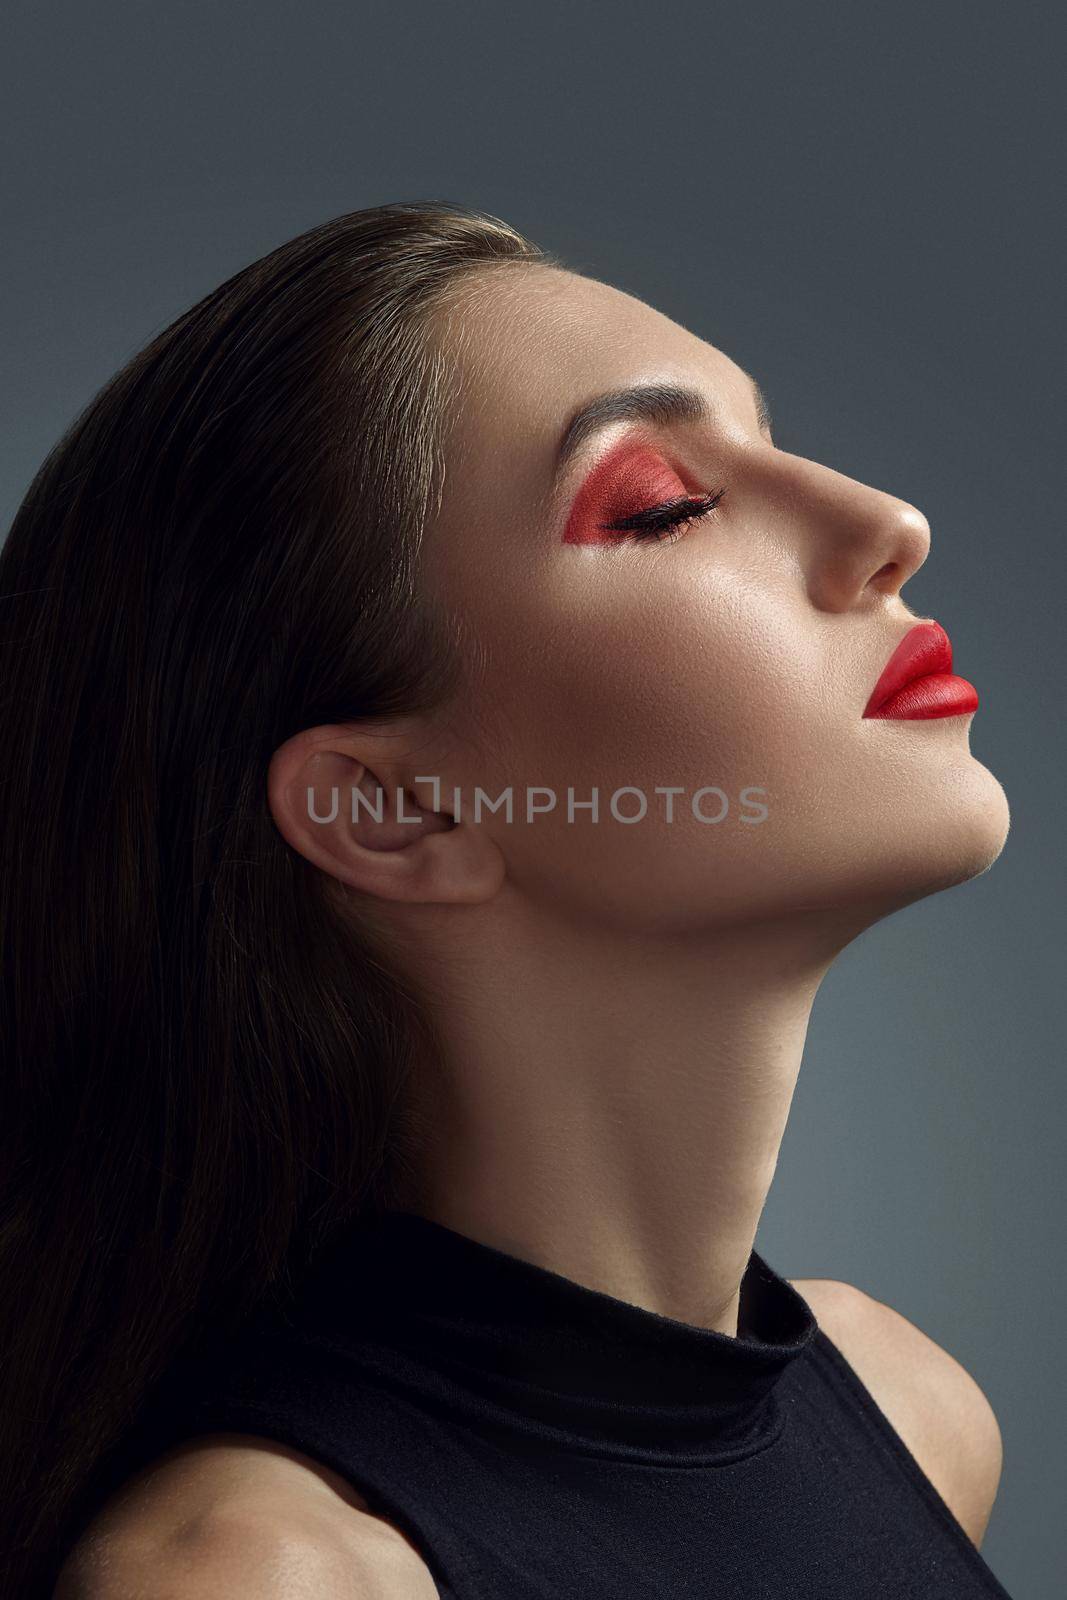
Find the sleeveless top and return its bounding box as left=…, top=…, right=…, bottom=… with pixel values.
left=107, top=1210, right=1014, bottom=1597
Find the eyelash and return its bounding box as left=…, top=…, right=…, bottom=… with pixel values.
left=598, top=487, right=727, bottom=544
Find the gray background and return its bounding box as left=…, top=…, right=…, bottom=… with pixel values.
left=3, top=2, right=1063, bottom=1594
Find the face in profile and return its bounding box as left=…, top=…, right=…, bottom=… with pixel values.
left=387, top=264, right=1009, bottom=940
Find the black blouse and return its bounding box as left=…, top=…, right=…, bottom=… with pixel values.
left=107, top=1209, right=1014, bottom=1597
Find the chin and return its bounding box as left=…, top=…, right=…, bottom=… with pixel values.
left=736, top=756, right=1012, bottom=934
left=917, top=760, right=1011, bottom=890
left=847, top=757, right=1011, bottom=916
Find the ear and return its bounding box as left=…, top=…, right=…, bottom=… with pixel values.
left=266, top=722, right=505, bottom=906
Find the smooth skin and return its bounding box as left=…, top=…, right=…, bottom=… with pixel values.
left=59, top=265, right=1009, bottom=1594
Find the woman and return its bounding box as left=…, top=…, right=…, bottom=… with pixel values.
left=0, top=202, right=1012, bottom=1598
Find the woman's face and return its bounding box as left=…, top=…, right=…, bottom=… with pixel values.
left=412, top=265, right=1008, bottom=935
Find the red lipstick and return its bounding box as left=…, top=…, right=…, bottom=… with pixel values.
left=863, top=620, right=979, bottom=720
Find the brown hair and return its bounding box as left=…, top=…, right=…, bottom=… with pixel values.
left=0, top=200, right=561, bottom=1595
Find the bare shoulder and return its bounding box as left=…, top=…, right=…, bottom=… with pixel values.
left=54, top=1433, right=440, bottom=1599
left=791, top=1276, right=1003, bottom=1549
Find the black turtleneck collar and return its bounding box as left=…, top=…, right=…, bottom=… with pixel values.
left=280, top=1209, right=818, bottom=1468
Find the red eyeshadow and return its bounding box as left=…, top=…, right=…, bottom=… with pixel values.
left=562, top=440, right=690, bottom=546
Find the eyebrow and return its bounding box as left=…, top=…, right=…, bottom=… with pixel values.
left=553, top=373, right=773, bottom=485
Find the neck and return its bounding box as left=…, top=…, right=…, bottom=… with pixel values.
left=397, top=893, right=865, bottom=1338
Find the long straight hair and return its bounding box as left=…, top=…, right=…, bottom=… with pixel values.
left=0, top=200, right=559, bottom=1595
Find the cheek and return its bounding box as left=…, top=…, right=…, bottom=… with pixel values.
left=458, top=579, right=833, bottom=931
left=480, top=564, right=820, bottom=798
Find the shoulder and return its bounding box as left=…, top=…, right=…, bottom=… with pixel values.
left=54, top=1433, right=439, bottom=1599
left=791, top=1276, right=1003, bottom=1548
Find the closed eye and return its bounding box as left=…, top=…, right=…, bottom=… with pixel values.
left=599, top=487, right=727, bottom=544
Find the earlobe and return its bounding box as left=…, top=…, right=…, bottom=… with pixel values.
left=266, top=726, right=505, bottom=907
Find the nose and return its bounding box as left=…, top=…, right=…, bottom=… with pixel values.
left=782, top=456, right=932, bottom=613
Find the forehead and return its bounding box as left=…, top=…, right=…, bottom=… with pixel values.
left=431, top=266, right=753, bottom=521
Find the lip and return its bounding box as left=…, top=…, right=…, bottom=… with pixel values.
left=863, top=620, right=979, bottom=720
